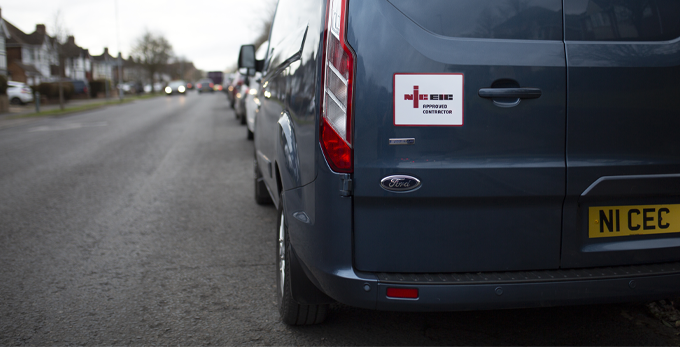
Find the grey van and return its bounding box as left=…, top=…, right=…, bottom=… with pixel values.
left=238, top=0, right=680, bottom=325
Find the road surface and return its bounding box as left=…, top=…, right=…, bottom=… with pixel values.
left=1, top=92, right=678, bottom=345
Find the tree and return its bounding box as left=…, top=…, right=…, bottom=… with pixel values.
left=50, top=10, right=70, bottom=110
left=252, top=0, right=278, bottom=50
left=130, top=31, right=173, bottom=92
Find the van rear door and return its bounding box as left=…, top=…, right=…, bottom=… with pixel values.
left=349, top=0, right=567, bottom=273
left=561, top=0, right=680, bottom=268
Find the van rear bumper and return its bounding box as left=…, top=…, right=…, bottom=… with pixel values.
left=311, top=262, right=680, bottom=311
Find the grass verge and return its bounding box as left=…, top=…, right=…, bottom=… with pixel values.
left=10, top=93, right=164, bottom=119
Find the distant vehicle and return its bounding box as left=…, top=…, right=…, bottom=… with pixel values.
left=144, top=82, right=165, bottom=93
left=196, top=78, right=214, bottom=94
left=119, top=81, right=143, bottom=94
left=186, top=82, right=194, bottom=90
left=131, top=81, right=144, bottom=94
left=69, top=79, right=90, bottom=96
left=207, top=71, right=224, bottom=86
left=7, top=81, right=34, bottom=105
left=214, top=84, right=223, bottom=92
left=165, top=80, right=187, bottom=95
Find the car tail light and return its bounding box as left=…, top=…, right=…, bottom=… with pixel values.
left=320, top=0, right=354, bottom=173
left=209, top=83, right=214, bottom=88
left=197, top=83, right=202, bottom=89
left=83, top=87, right=88, bottom=94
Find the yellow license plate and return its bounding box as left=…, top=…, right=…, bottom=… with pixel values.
left=589, top=204, right=680, bottom=238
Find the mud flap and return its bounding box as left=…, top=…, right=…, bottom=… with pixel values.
left=289, top=245, right=335, bottom=305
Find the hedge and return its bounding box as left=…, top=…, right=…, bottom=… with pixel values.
left=0, top=75, right=7, bottom=95
left=89, top=80, right=111, bottom=97
left=37, top=81, right=75, bottom=100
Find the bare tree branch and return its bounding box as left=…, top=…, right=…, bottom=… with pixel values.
left=130, top=30, right=174, bottom=92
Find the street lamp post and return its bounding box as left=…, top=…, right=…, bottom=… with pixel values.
left=116, top=0, right=123, bottom=101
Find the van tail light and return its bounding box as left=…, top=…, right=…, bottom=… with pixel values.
left=320, top=0, right=354, bottom=173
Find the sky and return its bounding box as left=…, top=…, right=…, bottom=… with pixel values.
left=1, top=0, right=277, bottom=72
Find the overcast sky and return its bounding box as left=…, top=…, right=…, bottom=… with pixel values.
left=1, top=0, right=276, bottom=72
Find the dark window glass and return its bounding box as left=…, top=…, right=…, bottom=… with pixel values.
left=388, top=0, right=563, bottom=40
left=565, top=0, right=680, bottom=41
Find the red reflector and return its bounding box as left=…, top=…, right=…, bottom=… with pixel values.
left=386, top=288, right=418, bottom=299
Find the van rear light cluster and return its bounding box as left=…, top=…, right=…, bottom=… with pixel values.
left=320, top=0, right=354, bottom=173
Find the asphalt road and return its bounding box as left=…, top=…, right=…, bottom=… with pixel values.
left=1, top=92, right=679, bottom=345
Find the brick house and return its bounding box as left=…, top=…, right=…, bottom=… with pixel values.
left=6, top=22, right=56, bottom=85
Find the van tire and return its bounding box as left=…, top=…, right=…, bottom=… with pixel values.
left=276, top=198, right=328, bottom=325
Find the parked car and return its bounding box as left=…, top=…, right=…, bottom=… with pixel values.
left=196, top=78, right=214, bottom=94
left=226, top=72, right=245, bottom=108
left=233, top=81, right=249, bottom=125
left=165, top=80, right=187, bottom=95
left=244, top=75, right=262, bottom=139
left=240, top=0, right=680, bottom=325
left=244, top=44, right=269, bottom=139
left=69, top=79, right=90, bottom=96
left=7, top=81, right=34, bottom=105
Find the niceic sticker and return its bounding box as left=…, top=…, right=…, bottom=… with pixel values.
left=394, top=73, right=464, bottom=126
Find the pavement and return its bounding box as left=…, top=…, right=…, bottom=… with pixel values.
left=0, top=91, right=679, bottom=345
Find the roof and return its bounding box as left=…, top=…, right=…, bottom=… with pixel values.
left=5, top=20, right=49, bottom=47
left=61, top=37, right=89, bottom=58
left=0, top=18, right=10, bottom=39
left=91, top=48, right=115, bottom=62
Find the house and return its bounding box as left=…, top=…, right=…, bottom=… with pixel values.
left=61, top=36, right=91, bottom=81
left=0, top=8, right=10, bottom=76
left=91, top=47, right=120, bottom=82
left=6, top=22, right=56, bottom=85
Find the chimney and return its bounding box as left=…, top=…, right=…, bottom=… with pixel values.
left=104, top=47, right=109, bottom=55
left=36, top=24, right=46, bottom=35
left=68, top=36, right=75, bottom=45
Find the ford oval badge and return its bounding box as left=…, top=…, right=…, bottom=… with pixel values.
left=380, top=175, right=421, bottom=192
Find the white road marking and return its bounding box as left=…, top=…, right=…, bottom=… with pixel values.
left=28, top=122, right=108, bottom=132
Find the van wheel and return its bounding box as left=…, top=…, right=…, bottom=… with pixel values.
left=10, top=97, right=24, bottom=105
left=247, top=128, right=254, bottom=140
left=254, top=160, right=273, bottom=205
left=276, top=199, right=328, bottom=325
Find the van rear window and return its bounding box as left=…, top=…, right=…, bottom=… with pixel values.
left=388, top=0, right=563, bottom=41
left=565, top=0, right=680, bottom=41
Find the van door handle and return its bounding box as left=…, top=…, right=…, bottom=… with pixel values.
left=478, top=88, right=542, bottom=99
